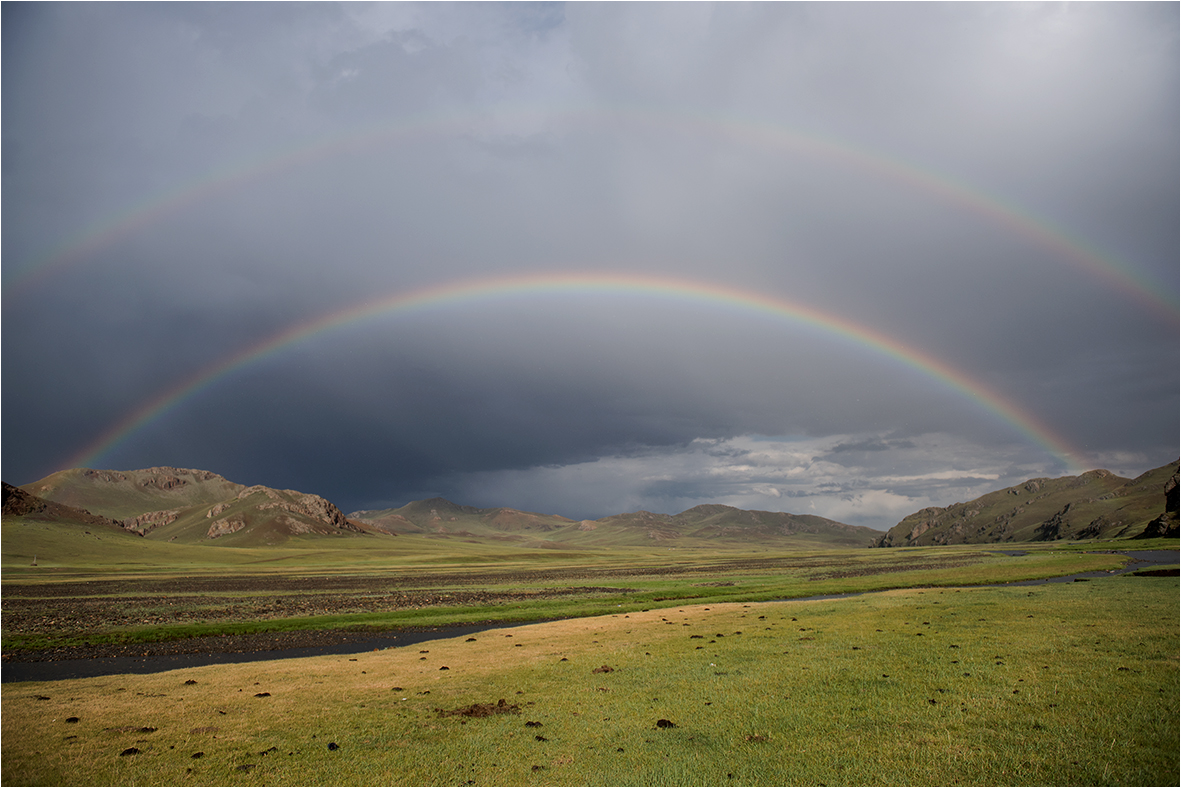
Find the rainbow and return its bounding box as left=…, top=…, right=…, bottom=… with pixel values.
left=66, top=271, right=1089, bottom=474
left=7, top=105, right=1177, bottom=321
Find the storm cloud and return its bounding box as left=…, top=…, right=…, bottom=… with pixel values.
left=3, top=2, right=1176, bottom=529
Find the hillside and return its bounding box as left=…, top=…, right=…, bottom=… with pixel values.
left=21, top=467, right=246, bottom=520
left=590, top=504, right=878, bottom=546
left=350, top=499, right=881, bottom=548
left=348, top=497, right=575, bottom=538
left=2, top=482, right=126, bottom=533
left=19, top=467, right=373, bottom=547
left=874, top=460, right=1179, bottom=547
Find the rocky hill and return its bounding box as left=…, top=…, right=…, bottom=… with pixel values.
left=19, top=467, right=370, bottom=547
left=873, top=460, right=1178, bottom=547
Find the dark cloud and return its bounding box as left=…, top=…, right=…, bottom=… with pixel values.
left=3, top=3, right=1176, bottom=529
left=828, top=438, right=918, bottom=455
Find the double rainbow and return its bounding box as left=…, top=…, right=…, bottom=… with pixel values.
left=8, top=105, right=1177, bottom=322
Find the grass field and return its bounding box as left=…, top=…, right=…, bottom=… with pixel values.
left=3, top=515, right=1177, bottom=785
left=3, top=575, right=1176, bottom=786
left=0, top=520, right=1154, bottom=651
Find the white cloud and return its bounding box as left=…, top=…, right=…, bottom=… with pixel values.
left=443, top=431, right=1072, bottom=530
left=795, top=492, right=911, bottom=525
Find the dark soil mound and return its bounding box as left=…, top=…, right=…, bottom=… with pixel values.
left=437, top=698, right=520, bottom=718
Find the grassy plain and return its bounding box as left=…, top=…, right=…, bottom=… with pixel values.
left=3, top=576, right=1177, bottom=786
left=3, top=515, right=1178, bottom=784
left=1, top=513, right=1157, bottom=651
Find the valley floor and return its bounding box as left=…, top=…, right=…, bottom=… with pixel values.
left=2, top=573, right=1177, bottom=787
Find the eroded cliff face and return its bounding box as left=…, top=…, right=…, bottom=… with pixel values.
left=874, top=461, right=1179, bottom=546
left=1135, top=471, right=1179, bottom=539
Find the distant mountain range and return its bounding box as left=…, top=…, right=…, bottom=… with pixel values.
left=10, top=460, right=1177, bottom=551
left=873, top=460, right=1178, bottom=547
left=348, top=497, right=879, bottom=548
left=14, top=466, right=878, bottom=549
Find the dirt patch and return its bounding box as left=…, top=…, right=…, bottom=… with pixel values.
left=3, top=627, right=445, bottom=663
left=806, top=559, right=978, bottom=581
left=0, top=585, right=634, bottom=639
left=437, top=699, right=520, bottom=718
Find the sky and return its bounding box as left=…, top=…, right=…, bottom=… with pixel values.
left=3, top=2, right=1177, bottom=531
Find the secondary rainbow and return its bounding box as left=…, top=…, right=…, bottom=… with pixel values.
left=66, top=271, right=1088, bottom=474
left=9, top=105, right=1176, bottom=322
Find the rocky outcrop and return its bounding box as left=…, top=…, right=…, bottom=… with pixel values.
left=207, top=516, right=247, bottom=539
left=1032, top=504, right=1071, bottom=542
left=1134, top=470, right=1179, bottom=539
left=123, top=509, right=183, bottom=535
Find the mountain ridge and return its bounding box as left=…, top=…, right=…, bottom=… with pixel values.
left=349, top=497, right=879, bottom=547
left=14, top=461, right=1178, bottom=551
left=873, top=460, right=1178, bottom=546
left=16, top=466, right=881, bottom=549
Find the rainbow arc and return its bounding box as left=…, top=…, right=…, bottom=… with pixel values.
left=67, top=271, right=1088, bottom=475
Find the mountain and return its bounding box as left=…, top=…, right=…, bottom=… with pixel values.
left=350, top=499, right=881, bottom=548
left=19, top=467, right=371, bottom=547
left=873, top=460, right=1179, bottom=547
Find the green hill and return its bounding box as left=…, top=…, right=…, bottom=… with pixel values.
left=21, top=467, right=245, bottom=520
left=874, top=460, right=1179, bottom=547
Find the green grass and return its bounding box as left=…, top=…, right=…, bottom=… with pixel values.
left=3, top=576, right=1176, bottom=786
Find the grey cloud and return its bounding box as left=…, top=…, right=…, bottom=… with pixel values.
left=828, top=438, right=918, bottom=454
left=3, top=3, right=1175, bottom=527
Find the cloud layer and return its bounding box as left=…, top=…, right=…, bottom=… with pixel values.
left=3, top=3, right=1176, bottom=529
